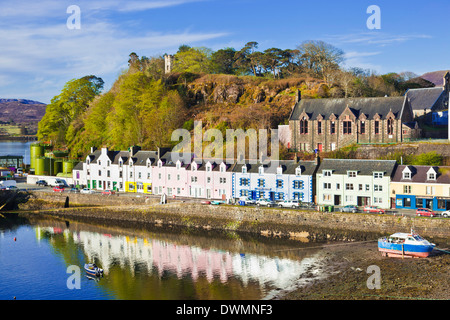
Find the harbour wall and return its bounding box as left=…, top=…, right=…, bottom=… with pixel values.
left=20, top=191, right=450, bottom=240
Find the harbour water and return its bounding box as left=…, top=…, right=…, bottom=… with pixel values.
left=0, top=216, right=328, bottom=300
left=0, top=141, right=33, bottom=165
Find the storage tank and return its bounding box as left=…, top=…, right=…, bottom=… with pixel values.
left=53, top=160, right=63, bottom=176
left=35, top=157, right=50, bottom=176
left=63, top=160, right=75, bottom=174
left=30, top=144, right=45, bottom=170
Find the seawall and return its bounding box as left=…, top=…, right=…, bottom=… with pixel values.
left=18, top=191, right=450, bottom=240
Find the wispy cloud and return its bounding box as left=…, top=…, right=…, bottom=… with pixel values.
left=325, top=32, right=433, bottom=47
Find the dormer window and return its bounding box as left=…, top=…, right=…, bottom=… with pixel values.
left=220, top=163, right=226, bottom=173
left=295, top=167, right=302, bottom=176
left=402, top=167, right=412, bottom=180
left=323, top=170, right=332, bottom=177
left=158, top=160, right=162, bottom=168
left=119, top=160, right=123, bottom=167
left=192, top=163, right=197, bottom=171
left=129, top=160, right=133, bottom=167
left=86, top=158, right=90, bottom=165
left=347, top=171, right=357, bottom=178
left=176, top=160, right=181, bottom=170
left=277, top=166, right=283, bottom=175
left=258, top=166, right=264, bottom=175
left=373, top=172, right=383, bottom=179
left=427, top=168, right=437, bottom=181
left=242, top=166, right=247, bottom=174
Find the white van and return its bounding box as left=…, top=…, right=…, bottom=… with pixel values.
left=0, top=180, right=17, bottom=189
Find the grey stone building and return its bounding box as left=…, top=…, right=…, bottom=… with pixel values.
left=288, top=92, right=421, bottom=153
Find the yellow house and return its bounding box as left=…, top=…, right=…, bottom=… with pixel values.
left=391, top=165, right=450, bottom=211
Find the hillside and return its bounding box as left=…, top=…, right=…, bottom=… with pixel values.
left=0, top=99, right=46, bottom=124
left=420, top=70, right=450, bottom=86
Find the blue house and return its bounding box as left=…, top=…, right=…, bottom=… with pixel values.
left=232, top=159, right=318, bottom=203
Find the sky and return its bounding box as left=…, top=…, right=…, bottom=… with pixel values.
left=0, top=0, right=449, bottom=104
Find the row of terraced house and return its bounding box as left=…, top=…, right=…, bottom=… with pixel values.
left=72, top=146, right=450, bottom=212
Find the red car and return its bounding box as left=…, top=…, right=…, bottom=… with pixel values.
left=101, top=189, right=115, bottom=195
left=416, top=208, right=436, bottom=217
left=363, top=206, right=385, bottom=214
left=53, top=186, right=65, bottom=193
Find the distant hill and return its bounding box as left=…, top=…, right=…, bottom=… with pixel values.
left=420, top=70, right=450, bottom=87
left=0, top=99, right=46, bottom=123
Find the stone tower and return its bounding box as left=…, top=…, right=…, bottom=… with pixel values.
left=164, top=54, right=174, bottom=74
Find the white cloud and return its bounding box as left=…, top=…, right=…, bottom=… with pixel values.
left=325, top=32, right=432, bottom=47
left=0, top=0, right=226, bottom=103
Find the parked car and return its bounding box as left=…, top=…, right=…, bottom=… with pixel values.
left=36, top=180, right=48, bottom=186
left=238, top=197, right=256, bottom=205
left=256, top=199, right=276, bottom=207
left=69, top=188, right=80, bottom=193
left=416, top=208, right=436, bottom=217
left=278, top=200, right=301, bottom=208
left=363, top=206, right=385, bottom=214
left=53, top=186, right=65, bottom=193
left=80, top=188, right=95, bottom=194
left=6, top=186, right=18, bottom=191
left=340, top=205, right=358, bottom=213
left=441, top=210, right=450, bottom=218
left=101, top=189, right=115, bottom=195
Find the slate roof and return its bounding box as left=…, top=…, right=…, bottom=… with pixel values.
left=290, top=96, right=406, bottom=121
left=73, top=161, right=83, bottom=171
left=405, top=87, right=445, bottom=111
left=317, top=159, right=397, bottom=176
left=392, top=165, right=450, bottom=184
left=232, top=159, right=318, bottom=176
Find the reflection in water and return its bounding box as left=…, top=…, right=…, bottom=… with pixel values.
left=32, top=220, right=324, bottom=300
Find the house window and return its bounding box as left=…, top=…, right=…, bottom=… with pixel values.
left=191, top=176, right=198, bottom=183
left=98, top=170, right=102, bottom=176
left=300, top=119, right=308, bottom=134
left=374, top=185, right=383, bottom=192
left=295, top=167, right=302, bottom=176
left=220, top=165, right=225, bottom=173
left=336, top=183, right=340, bottom=190
left=317, top=121, right=322, bottom=134
left=177, top=174, right=180, bottom=181
left=258, top=179, right=265, bottom=187
left=293, top=180, right=304, bottom=189
left=427, top=172, right=436, bottom=181
left=374, top=197, right=382, bottom=204
left=323, top=170, right=332, bottom=177
left=107, top=170, right=110, bottom=177
left=293, top=192, right=304, bottom=200
left=343, top=121, right=352, bottom=134
left=345, top=183, right=354, bottom=190
left=207, top=177, right=211, bottom=183
left=373, top=172, right=383, bottom=179
left=374, top=120, right=380, bottom=134
left=359, top=184, right=363, bottom=191
left=387, top=118, right=394, bottom=135
left=347, top=171, right=357, bottom=178
left=119, top=171, right=122, bottom=178
left=330, top=122, right=336, bottom=134
left=360, top=122, right=366, bottom=134
left=276, top=179, right=283, bottom=188
left=129, top=172, right=133, bottom=178
left=167, top=174, right=171, bottom=180
left=323, top=194, right=331, bottom=201
left=138, top=172, right=142, bottom=179
left=365, top=184, right=370, bottom=191
left=403, top=171, right=411, bottom=179
left=240, top=178, right=250, bottom=186
left=242, top=166, right=247, bottom=174
left=426, top=186, right=435, bottom=195
left=323, top=183, right=331, bottom=190
left=403, top=185, right=412, bottom=194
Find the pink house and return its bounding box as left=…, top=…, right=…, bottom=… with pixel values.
left=152, top=152, right=192, bottom=198
left=186, top=159, right=235, bottom=200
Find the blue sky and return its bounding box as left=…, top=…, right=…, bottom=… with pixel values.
left=0, top=0, right=449, bottom=104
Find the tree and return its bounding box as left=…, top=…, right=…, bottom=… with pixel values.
left=211, top=48, right=237, bottom=74
left=37, top=75, right=103, bottom=146
left=262, top=48, right=284, bottom=78
left=173, top=47, right=213, bottom=74
left=297, top=40, right=345, bottom=82
left=234, top=41, right=259, bottom=76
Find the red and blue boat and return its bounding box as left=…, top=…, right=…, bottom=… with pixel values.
left=378, top=230, right=435, bottom=258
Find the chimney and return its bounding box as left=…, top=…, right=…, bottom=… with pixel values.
left=129, top=145, right=141, bottom=157
left=90, top=146, right=97, bottom=154
left=295, top=89, right=301, bottom=104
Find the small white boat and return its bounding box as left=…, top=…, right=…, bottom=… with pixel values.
left=84, top=263, right=103, bottom=277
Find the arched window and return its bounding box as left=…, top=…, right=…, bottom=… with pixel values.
left=300, top=118, right=308, bottom=134
left=387, top=118, right=394, bottom=135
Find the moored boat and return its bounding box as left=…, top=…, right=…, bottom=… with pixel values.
left=84, top=263, right=103, bottom=276
left=378, top=230, right=435, bottom=258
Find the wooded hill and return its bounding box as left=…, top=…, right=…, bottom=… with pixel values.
left=37, top=41, right=437, bottom=159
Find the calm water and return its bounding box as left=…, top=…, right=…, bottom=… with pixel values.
left=0, top=141, right=33, bottom=164
left=0, top=216, right=326, bottom=300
